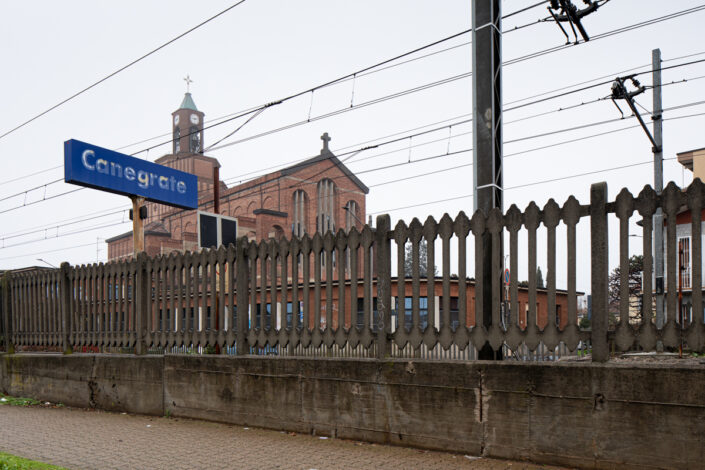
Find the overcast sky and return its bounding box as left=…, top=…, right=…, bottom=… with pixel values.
left=1, top=0, right=704, bottom=294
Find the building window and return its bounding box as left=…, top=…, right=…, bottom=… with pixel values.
left=356, top=297, right=379, bottom=330
left=679, top=236, right=691, bottom=289
left=173, top=127, right=180, bottom=153
left=317, top=179, right=337, bottom=267
left=316, top=179, right=336, bottom=234
left=344, top=200, right=359, bottom=232
left=393, top=297, right=428, bottom=330
left=286, top=302, right=303, bottom=329
left=292, top=190, right=308, bottom=237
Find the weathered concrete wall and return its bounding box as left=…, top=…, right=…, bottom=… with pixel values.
left=0, top=354, right=163, bottom=415
left=1, top=354, right=703, bottom=470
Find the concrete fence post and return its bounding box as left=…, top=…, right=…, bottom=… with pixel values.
left=2, top=272, right=13, bottom=354
left=591, top=182, right=609, bottom=362
left=59, top=262, right=73, bottom=354
left=135, top=253, right=149, bottom=355
left=375, top=214, right=392, bottom=359
left=236, top=237, right=248, bottom=356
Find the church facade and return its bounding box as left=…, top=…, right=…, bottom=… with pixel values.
left=106, top=93, right=368, bottom=260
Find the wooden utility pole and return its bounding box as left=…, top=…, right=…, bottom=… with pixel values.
left=131, top=196, right=145, bottom=257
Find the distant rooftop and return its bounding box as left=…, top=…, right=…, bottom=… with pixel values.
left=676, top=146, right=705, bottom=171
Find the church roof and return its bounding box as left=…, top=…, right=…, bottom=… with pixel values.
left=179, top=93, right=198, bottom=111
left=280, top=137, right=369, bottom=194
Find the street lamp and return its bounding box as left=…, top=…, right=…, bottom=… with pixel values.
left=36, top=258, right=57, bottom=268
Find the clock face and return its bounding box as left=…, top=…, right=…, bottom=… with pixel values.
left=190, top=114, right=199, bottom=125
left=174, top=115, right=180, bottom=125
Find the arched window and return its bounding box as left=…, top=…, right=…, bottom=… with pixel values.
left=173, top=127, right=180, bottom=153
left=292, top=190, right=308, bottom=237
left=316, top=179, right=336, bottom=234
left=189, top=126, right=201, bottom=153
left=344, top=200, right=359, bottom=232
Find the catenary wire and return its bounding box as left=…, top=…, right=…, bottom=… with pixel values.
left=0, top=0, right=249, bottom=142
left=12, top=107, right=703, bottom=256
left=369, top=157, right=680, bottom=215
left=4, top=32, right=705, bottom=220
left=9, top=8, right=705, bottom=194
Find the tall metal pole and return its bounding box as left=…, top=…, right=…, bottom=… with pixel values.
left=472, top=0, right=503, bottom=359
left=652, top=48, right=665, bottom=328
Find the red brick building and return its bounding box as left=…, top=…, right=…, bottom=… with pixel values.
left=107, top=93, right=368, bottom=259
left=106, top=92, right=579, bottom=332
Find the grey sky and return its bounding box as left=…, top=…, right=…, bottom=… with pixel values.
left=1, top=0, right=704, bottom=294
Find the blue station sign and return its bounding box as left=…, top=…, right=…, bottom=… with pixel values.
left=64, top=139, right=198, bottom=209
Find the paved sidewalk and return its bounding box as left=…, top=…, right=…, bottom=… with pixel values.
left=0, top=405, right=569, bottom=470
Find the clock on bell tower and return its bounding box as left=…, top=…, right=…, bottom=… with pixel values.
left=171, top=75, right=205, bottom=155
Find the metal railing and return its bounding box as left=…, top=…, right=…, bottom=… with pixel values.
left=2, top=180, right=704, bottom=361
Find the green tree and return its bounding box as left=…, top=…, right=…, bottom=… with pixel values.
left=608, top=255, right=644, bottom=323
left=536, top=266, right=545, bottom=289
left=403, top=240, right=437, bottom=278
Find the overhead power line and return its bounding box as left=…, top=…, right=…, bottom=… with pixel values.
left=0, top=242, right=99, bottom=262
left=0, top=219, right=128, bottom=251
left=0, top=0, right=249, bottom=142
left=9, top=8, right=705, bottom=194
left=504, top=3, right=705, bottom=68
left=369, top=157, right=680, bottom=215
left=0, top=209, right=127, bottom=244
left=6, top=107, right=704, bottom=256
left=5, top=16, right=705, bottom=217
left=0, top=188, right=84, bottom=215
left=0, top=178, right=63, bottom=204
left=0, top=165, right=62, bottom=188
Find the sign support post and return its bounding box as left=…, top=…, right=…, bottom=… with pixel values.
left=131, top=196, right=146, bottom=257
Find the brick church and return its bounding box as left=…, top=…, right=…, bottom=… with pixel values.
left=106, top=92, right=368, bottom=260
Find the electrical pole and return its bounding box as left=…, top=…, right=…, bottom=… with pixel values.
left=652, top=48, right=665, bottom=328
left=610, top=51, right=665, bottom=330
left=472, top=0, right=503, bottom=359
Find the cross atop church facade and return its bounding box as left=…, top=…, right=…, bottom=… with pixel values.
left=184, top=75, right=194, bottom=93
left=321, top=132, right=331, bottom=151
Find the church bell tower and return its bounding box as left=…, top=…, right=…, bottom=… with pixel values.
left=171, top=75, right=205, bottom=155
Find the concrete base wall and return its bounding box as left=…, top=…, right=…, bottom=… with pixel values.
left=1, top=354, right=703, bottom=470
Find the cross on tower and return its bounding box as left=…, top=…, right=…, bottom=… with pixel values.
left=321, top=132, right=331, bottom=151
left=184, top=75, right=194, bottom=93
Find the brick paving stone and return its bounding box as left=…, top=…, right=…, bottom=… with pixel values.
left=0, top=405, right=573, bottom=470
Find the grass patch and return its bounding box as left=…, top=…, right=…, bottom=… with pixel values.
left=0, top=452, right=68, bottom=470
left=0, top=395, right=63, bottom=408
left=0, top=395, right=40, bottom=407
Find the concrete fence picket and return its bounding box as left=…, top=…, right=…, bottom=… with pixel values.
left=2, top=180, right=705, bottom=361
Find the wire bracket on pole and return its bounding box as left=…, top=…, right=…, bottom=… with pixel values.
left=475, top=21, right=503, bottom=35
left=476, top=183, right=504, bottom=191
left=610, top=75, right=661, bottom=152
left=547, top=0, right=601, bottom=44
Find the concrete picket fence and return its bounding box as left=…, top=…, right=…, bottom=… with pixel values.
left=2, top=180, right=704, bottom=361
